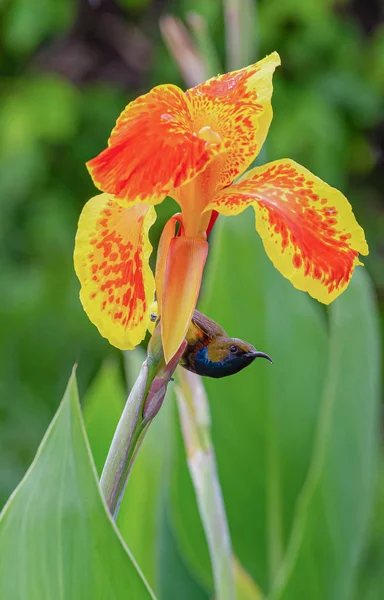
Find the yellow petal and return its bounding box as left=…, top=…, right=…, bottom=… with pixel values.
left=185, top=52, right=280, bottom=191
left=74, top=193, right=156, bottom=349
left=206, top=159, right=368, bottom=304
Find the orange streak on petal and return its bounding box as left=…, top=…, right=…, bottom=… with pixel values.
left=155, top=213, right=183, bottom=315
left=87, top=84, right=225, bottom=205
left=161, top=237, right=208, bottom=363
left=206, top=159, right=368, bottom=304
left=74, top=193, right=156, bottom=349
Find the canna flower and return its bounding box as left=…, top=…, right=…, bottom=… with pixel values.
left=74, top=52, right=368, bottom=363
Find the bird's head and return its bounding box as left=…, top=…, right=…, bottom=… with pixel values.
left=195, top=336, right=273, bottom=378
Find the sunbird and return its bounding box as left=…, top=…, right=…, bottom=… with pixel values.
left=180, top=310, right=273, bottom=378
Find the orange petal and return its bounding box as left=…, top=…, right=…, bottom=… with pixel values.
left=185, top=52, right=280, bottom=192
left=206, top=159, right=368, bottom=304
left=161, top=237, right=208, bottom=362
left=87, top=85, right=225, bottom=205
left=155, top=214, right=183, bottom=316
left=74, top=193, right=156, bottom=349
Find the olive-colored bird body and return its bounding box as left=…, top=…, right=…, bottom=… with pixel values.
left=180, top=310, right=272, bottom=378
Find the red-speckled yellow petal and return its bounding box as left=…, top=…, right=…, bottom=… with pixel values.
left=74, top=193, right=156, bottom=349
left=161, top=237, right=208, bottom=363
left=185, top=52, right=280, bottom=193
left=87, top=85, right=225, bottom=205
left=206, top=160, right=368, bottom=304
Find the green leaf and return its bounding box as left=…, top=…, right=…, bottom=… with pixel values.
left=0, top=368, right=156, bottom=600
left=351, top=457, right=384, bottom=600
left=270, top=267, right=381, bottom=600
left=169, top=211, right=328, bottom=592
left=83, top=359, right=126, bottom=475
left=156, top=498, right=210, bottom=600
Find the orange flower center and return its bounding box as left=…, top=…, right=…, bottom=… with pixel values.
left=171, top=127, right=222, bottom=238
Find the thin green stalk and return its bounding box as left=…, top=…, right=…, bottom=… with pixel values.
left=160, top=15, right=207, bottom=87
left=176, top=369, right=236, bottom=600
left=187, top=12, right=222, bottom=76
left=223, top=0, right=258, bottom=70
left=161, top=13, right=222, bottom=87
left=100, top=325, right=186, bottom=520
left=100, top=362, right=148, bottom=518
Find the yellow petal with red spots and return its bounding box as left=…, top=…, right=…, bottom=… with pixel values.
left=161, top=237, right=208, bottom=363
left=87, top=85, right=225, bottom=205
left=185, top=52, right=280, bottom=193
left=74, top=193, right=156, bottom=349
left=206, top=160, right=368, bottom=304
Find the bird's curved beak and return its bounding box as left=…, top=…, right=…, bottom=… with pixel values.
left=245, top=350, right=274, bottom=364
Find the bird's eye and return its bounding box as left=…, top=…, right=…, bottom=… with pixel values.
left=230, top=344, right=238, bottom=353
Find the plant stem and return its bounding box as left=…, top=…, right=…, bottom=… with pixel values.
left=176, top=369, right=236, bottom=600
left=160, top=15, right=207, bottom=87
left=223, top=0, right=258, bottom=70
left=100, top=361, right=149, bottom=519
left=187, top=12, right=222, bottom=76
left=100, top=334, right=187, bottom=520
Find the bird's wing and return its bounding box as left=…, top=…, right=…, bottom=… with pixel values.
left=191, top=310, right=227, bottom=339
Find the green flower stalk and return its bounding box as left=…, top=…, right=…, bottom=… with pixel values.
left=100, top=324, right=186, bottom=520
left=176, top=369, right=236, bottom=600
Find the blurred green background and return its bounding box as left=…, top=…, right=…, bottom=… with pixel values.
left=0, top=0, right=383, bottom=597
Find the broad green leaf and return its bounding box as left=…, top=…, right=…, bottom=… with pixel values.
left=0, top=369, right=156, bottom=600
left=270, top=267, right=381, bottom=600
left=83, top=358, right=126, bottom=475
left=351, top=458, right=384, bottom=600
left=169, top=210, right=328, bottom=592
